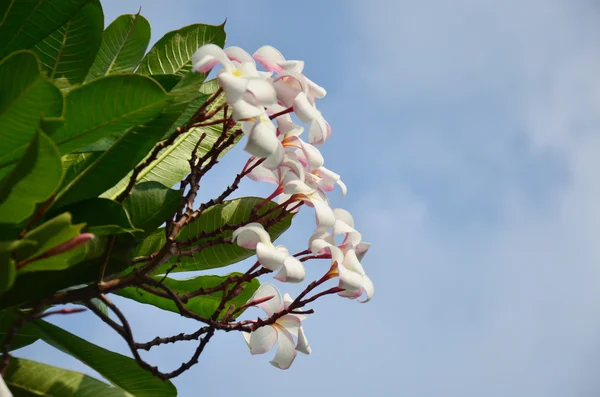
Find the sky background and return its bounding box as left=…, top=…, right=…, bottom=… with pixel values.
left=15, top=0, right=600, bottom=396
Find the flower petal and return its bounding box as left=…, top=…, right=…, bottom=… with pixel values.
left=218, top=72, right=248, bottom=104
left=244, top=121, right=279, bottom=158
left=343, top=249, right=366, bottom=275
left=337, top=262, right=364, bottom=293
left=305, top=76, right=327, bottom=98
left=251, top=283, right=284, bottom=316
left=231, top=99, right=263, bottom=121
left=296, top=326, right=312, bottom=355
left=232, top=223, right=271, bottom=249
left=274, top=256, right=306, bottom=283
left=333, top=208, right=354, bottom=228
left=311, top=198, right=336, bottom=232
left=246, top=78, right=277, bottom=107
left=277, top=314, right=301, bottom=336
left=358, top=275, right=374, bottom=303
left=293, top=92, right=319, bottom=123
left=224, top=46, right=254, bottom=63
left=192, top=44, right=232, bottom=72
left=309, top=116, right=331, bottom=146
left=247, top=163, right=279, bottom=185
left=355, top=242, right=371, bottom=261
left=248, top=325, right=277, bottom=355
left=256, top=242, right=288, bottom=271
left=254, top=45, right=286, bottom=73
left=270, top=324, right=298, bottom=370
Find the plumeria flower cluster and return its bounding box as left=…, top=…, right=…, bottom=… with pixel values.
left=192, top=44, right=372, bottom=369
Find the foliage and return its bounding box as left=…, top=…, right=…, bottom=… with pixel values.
left=0, top=0, right=372, bottom=394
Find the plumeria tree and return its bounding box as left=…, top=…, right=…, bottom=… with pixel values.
left=0, top=1, right=373, bottom=395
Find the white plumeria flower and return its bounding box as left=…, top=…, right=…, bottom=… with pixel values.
left=232, top=223, right=305, bottom=283
left=240, top=111, right=281, bottom=159
left=192, top=44, right=277, bottom=119
left=242, top=284, right=311, bottom=369
left=253, top=46, right=331, bottom=146
left=308, top=209, right=373, bottom=303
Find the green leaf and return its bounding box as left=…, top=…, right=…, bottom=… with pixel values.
left=52, top=105, right=175, bottom=209
left=122, top=182, right=180, bottom=236
left=3, top=357, right=134, bottom=397
left=14, top=213, right=87, bottom=273
left=0, top=131, right=63, bottom=224
left=0, top=235, right=135, bottom=310
left=0, top=0, right=90, bottom=59
left=43, top=74, right=171, bottom=154
left=135, top=197, right=293, bottom=273
left=149, top=74, right=182, bottom=91
left=117, top=274, right=259, bottom=319
left=86, top=13, right=151, bottom=81
left=34, top=320, right=177, bottom=397
left=60, top=152, right=103, bottom=190
left=0, top=240, right=37, bottom=294
left=0, top=310, right=41, bottom=351
left=33, top=0, right=103, bottom=87
left=59, top=198, right=140, bottom=235
left=0, top=51, right=63, bottom=167
left=137, top=22, right=225, bottom=76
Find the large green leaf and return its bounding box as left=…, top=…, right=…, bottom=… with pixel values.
left=86, top=13, right=151, bottom=81
left=0, top=131, right=63, bottom=224
left=0, top=235, right=135, bottom=310
left=14, top=213, right=88, bottom=274
left=59, top=198, right=140, bottom=235
left=122, top=182, right=180, bottom=236
left=117, top=274, right=259, bottom=320
left=0, top=310, right=41, bottom=351
left=135, top=197, right=293, bottom=273
left=33, top=0, right=103, bottom=87
left=35, top=320, right=177, bottom=397
left=0, top=51, right=63, bottom=167
left=52, top=106, right=175, bottom=209
left=44, top=74, right=171, bottom=154
left=3, top=357, right=134, bottom=397
left=0, top=0, right=90, bottom=59
left=137, top=22, right=225, bottom=76
left=60, top=152, right=102, bottom=190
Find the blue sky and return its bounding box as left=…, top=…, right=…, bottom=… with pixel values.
left=16, top=0, right=600, bottom=396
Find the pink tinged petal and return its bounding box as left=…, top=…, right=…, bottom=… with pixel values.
left=293, top=92, right=319, bottom=123
left=333, top=208, right=355, bottom=228
left=277, top=314, right=301, bottom=336
left=247, top=164, right=279, bottom=185
left=192, top=44, right=231, bottom=72
left=283, top=293, right=294, bottom=308
left=232, top=223, right=271, bottom=249
left=244, top=121, right=279, bottom=158
left=251, top=283, right=284, bottom=316
left=296, top=326, right=312, bottom=355
left=224, top=46, right=254, bottom=63
left=355, top=242, right=371, bottom=261
left=270, top=324, right=298, bottom=370
left=218, top=73, right=249, bottom=104
left=309, top=116, right=331, bottom=146
left=253, top=45, right=286, bottom=72
left=311, top=199, right=336, bottom=232
left=329, top=246, right=345, bottom=265
left=315, top=166, right=340, bottom=185
left=358, top=275, right=374, bottom=303
left=344, top=249, right=366, bottom=275
left=248, top=325, right=277, bottom=355
left=274, top=256, right=306, bottom=283
left=299, top=140, right=324, bottom=171
left=232, top=100, right=263, bottom=121
left=280, top=60, right=305, bottom=73
left=305, top=76, right=327, bottom=98
left=273, top=71, right=308, bottom=106
left=256, top=242, right=288, bottom=271
left=246, top=78, right=277, bottom=107
left=239, top=61, right=260, bottom=77
left=308, top=230, right=334, bottom=253
left=281, top=155, right=305, bottom=182
left=337, top=263, right=364, bottom=294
